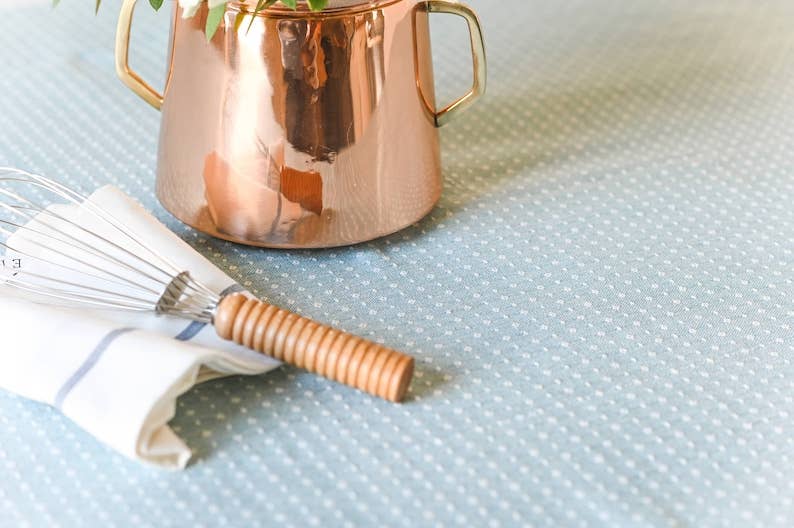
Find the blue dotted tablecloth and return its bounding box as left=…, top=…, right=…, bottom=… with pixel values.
left=1, top=0, right=794, bottom=526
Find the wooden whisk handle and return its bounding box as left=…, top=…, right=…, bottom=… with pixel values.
left=214, top=294, right=414, bottom=402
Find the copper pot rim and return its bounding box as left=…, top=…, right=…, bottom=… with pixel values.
left=229, top=0, right=405, bottom=17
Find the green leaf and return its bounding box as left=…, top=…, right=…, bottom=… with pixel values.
left=149, top=0, right=164, bottom=10
left=281, top=0, right=298, bottom=8
left=205, top=2, right=227, bottom=41
left=306, top=0, right=328, bottom=10
left=255, top=0, right=280, bottom=15
left=246, top=0, right=277, bottom=33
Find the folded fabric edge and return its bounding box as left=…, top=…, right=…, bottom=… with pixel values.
left=135, top=362, right=204, bottom=470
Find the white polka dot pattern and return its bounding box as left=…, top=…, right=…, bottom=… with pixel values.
left=1, top=0, right=794, bottom=526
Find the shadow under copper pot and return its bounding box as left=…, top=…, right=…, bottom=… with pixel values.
left=116, top=0, right=486, bottom=248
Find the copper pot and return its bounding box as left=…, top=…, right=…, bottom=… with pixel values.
left=116, top=0, right=486, bottom=248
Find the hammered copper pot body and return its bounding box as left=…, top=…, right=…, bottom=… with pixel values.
left=117, top=0, right=485, bottom=248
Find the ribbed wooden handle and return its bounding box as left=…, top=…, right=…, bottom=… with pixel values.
left=214, top=294, right=414, bottom=402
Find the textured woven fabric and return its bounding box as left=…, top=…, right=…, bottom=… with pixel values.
left=2, top=0, right=794, bottom=526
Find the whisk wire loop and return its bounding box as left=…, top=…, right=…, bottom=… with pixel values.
left=0, top=178, right=188, bottom=289
left=0, top=167, right=219, bottom=321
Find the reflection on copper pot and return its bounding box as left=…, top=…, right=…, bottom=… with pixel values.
left=116, top=0, right=486, bottom=248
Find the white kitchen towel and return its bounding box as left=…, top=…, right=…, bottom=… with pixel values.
left=0, top=186, right=281, bottom=469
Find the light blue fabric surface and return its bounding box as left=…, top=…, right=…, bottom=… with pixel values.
left=2, top=1, right=794, bottom=526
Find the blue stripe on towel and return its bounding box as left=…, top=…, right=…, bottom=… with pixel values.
left=174, top=321, right=206, bottom=342
left=53, top=327, right=136, bottom=409
left=173, top=283, right=245, bottom=341
left=52, top=283, right=247, bottom=408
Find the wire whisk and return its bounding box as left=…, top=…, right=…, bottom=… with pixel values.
left=0, top=168, right=414, bottom=402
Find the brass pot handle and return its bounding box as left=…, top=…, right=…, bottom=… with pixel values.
left=425, top=0, right=487, bottom=127
left=115, top=0, right=164, bottom=110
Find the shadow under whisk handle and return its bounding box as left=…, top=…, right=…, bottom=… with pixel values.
left=214, top=294, right=414, bottom=402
